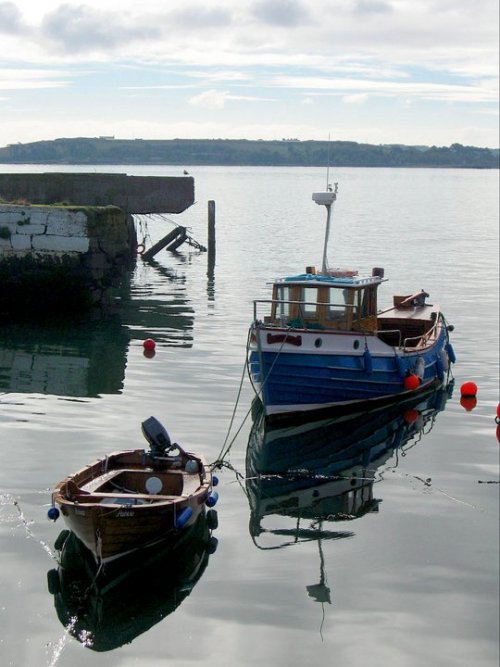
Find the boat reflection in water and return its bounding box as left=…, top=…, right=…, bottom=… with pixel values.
left=47, top=508, right=218, bottom=651
left=246, top=383, right=453, bottom=606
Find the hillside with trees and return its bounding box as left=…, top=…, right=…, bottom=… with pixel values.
left=0, top=137, right=497, bottom=168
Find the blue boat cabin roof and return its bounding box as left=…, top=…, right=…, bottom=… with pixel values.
left=280, top=273, right=383, bottom=288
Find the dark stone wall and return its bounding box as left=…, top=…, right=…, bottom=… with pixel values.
left=0, top=173, right=194, bottom=214
left=0, top=205, right=137, bottom=320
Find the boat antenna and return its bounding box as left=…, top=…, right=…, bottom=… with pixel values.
left=326, top=133, right=330, bottom=190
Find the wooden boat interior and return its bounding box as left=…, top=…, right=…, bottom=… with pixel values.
left=60, top=455, right=203, bottom=505
left=377, top=292, right=439, bottom=348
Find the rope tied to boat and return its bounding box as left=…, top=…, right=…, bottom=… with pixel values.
left=211, top=324, right=292, bottom=468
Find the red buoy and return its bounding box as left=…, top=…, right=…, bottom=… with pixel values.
left=460, top=381, right=477, bottom=397
left=496, top=402, right=500, bottom=423
left=403, top=408, right=419, bottom=424
left=143, top=338, right=156, bottom=352
left=404, top=374, right=420, bottom=391
left=460, top=396, right=477, bottom=411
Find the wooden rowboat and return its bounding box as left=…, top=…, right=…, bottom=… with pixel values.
left=49, top=417, right=218, bottom=563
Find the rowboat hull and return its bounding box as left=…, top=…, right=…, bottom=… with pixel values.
left=52, top=447, right=213, bottom=563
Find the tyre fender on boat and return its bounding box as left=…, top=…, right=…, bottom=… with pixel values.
left=439, top=348, right=449, bottom=372
left=395, top=355, right=406, bottom=378
left=363, top=348, right=373, bottom=375
left=415, top=356, right=425, bottom=380
left=445, top=342, right=456, bottom=364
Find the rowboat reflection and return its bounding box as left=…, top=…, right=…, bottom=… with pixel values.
left=47, top=508, right=218, bottom=651
left=246, top=383, right=453, bottom=545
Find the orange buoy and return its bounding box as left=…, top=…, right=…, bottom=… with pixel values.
left=460, top=381, right=477, bottom=397
left=460, top=396, right=477, bottom=411
left=143, top=338, right=156, bottom=352
left=404, top=374, right=420, bottom=391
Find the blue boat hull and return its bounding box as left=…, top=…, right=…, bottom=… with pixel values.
left=248, top=318, right=453, bottom=422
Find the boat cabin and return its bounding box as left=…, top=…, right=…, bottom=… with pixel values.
left=267, top=268, right=385, bottom=332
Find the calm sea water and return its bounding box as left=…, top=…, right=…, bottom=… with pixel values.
left=0, top=165, right=498, bottom=667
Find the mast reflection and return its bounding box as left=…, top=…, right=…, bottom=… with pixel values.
left=246, top=383, right=453, bottom=615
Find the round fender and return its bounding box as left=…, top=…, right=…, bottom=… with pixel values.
left=206, top=509, right=218, bottom=530
left=174, top=506, right=193, bottom=530
left=47, top=569, right=60, bottom=595
left=54, top=529, right=71, bottom=551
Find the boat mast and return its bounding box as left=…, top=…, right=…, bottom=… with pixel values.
left=312, top=183, right=338, bottom=274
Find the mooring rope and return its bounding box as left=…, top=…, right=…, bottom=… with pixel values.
left=211, top=325, right=292, bottom=468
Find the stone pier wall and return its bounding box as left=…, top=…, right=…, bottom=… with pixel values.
left=0, top=172, right=195, bottom=320
left=0, top=204, right=136, bottom=317
left=0, top=173, right=194, bottom=213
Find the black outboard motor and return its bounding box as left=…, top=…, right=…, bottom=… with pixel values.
left=141, top=416, right=172, bottom=457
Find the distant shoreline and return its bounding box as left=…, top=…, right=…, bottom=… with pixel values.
left=0, top=138, right=498, bottom=169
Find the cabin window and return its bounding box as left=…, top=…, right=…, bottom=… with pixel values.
left=326, top=288, right=350, bottom=321
left=273, top=286, right=292, bottom=321
left=359, top=287, right=376, bottom=319
left=300, top=287, right=318, bottom=318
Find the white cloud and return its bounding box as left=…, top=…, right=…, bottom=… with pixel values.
left=250, top=0, right=312, bottom=26
left=189, top=89, right=230, bottom=109
left=0, top=2, right=26, bottom=33
left=355, top=0, right=393, bottom=14
left=0, top=68, right=70, bottom=90
left=342, top=93, right=369, bottom=104
left=40, top=4, right=161, bottom=54
left=272, top=75, right=498, bottom=104
left=188, top=89, right=276, bottom=108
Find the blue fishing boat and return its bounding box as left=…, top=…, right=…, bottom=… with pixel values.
left=247, top=185, right=456, bottom=422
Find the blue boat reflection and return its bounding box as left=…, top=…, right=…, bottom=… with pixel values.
left=246, top=383, right=453, bottom=548
left=47, top=508, right=218, bottom=651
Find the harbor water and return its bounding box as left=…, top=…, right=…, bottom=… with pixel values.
left=0, top=165, right=498, bottom=667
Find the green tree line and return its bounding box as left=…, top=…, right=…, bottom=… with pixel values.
left=0, top=138, right=498, bottom=168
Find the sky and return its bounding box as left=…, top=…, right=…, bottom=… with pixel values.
left=0, top=0, right=498, bottom=148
